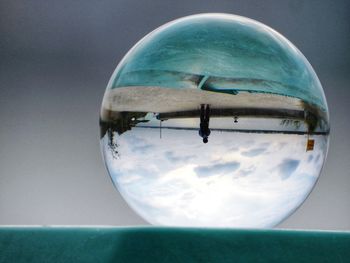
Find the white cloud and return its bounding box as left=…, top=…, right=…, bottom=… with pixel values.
left=102, top=126, right=328, bottom=228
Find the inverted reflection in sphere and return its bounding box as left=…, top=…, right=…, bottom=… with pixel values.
left=100, top=14, right=329, bottom=228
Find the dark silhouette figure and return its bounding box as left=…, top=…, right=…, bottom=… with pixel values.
left=199, top=104, right=211, bottom=143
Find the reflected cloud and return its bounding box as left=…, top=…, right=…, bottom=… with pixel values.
left=165, top=151, right=195, bottom=163
left=278, top=142, right=288, bottom=150
left=195, top=161, right=240, bottom=178
left=277, top=159, right=300, bottom=180
left=308, top=155, right=314, bottom=163
left=238, top=165, right=256, bottom=177
left=102, top=126, right=327, bottom=227
left=314, top=154, right=321, bottom=163
left=132, top=144, right=154, bottom=154
left=241, top=147, right=267, bottom=157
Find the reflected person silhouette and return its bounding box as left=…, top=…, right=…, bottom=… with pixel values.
left=199, top=104, right=211, bottom=143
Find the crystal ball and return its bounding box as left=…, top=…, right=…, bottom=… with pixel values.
left=100, top=14, right=329, bottom=228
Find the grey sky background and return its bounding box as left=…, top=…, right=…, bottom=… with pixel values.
left=0, top=0, right=349, bottom=229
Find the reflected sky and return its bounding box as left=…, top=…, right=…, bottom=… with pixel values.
left=102, top=126, right=328, bottom=228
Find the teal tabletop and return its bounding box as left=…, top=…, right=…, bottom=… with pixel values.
left=0, top=227, right=349, bottom=263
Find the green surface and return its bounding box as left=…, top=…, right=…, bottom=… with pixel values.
left=0, top=227, right=349, bottom=263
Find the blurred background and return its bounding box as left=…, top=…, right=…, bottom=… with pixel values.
left=0, top=0, right=349, bottom=229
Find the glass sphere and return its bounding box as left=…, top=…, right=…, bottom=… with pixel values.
left=100, top=14, right=329, bottom=228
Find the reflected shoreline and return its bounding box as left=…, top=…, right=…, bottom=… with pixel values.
left=133, top=125, right=329, bottom=135
left=100, top=104, right=329, bottom=140
left=100, top=87, right=330, bottom=173
left=100, top=87, right=329, bottom=142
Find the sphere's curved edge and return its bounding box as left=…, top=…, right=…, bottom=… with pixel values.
left=100, top=13, right=330, bottom=229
